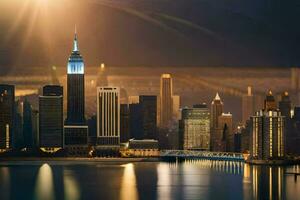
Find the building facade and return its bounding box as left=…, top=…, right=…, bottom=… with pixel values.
left=139, top=95, right=157, bottom=140
left=210, top=93, right=223, bottom=151
left=179, top=104, right=210, bottom=150
left=64, top=31, right=88, bottom=150
left=250, top=110, right=285, bottom=160
left=97, top=87, right=120, bottom=147
left=39, top=85, right=63, bottom=153
left=0, top=85, right=14, bottom=151
left=160, top=74, right=173, bottom=127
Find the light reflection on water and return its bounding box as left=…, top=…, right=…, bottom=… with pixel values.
left=0, top=160, right=299, bottom=200
left=34, top=164, right=55, bottom=200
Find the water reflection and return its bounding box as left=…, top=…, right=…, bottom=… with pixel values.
left=120, top=163, right=138, bottom=200
left=0, top=167, right=10, bottom=200
left=34, top=164, right=55, bottom=200
left=64, top=170, right=80, bottom=200
left=157, top=163, right=171, bottom=200
left=0, top=161, right=299, bottom=200
left=251, top=165, right=284, bottom=200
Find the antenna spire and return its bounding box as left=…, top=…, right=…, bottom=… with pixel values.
left=73, top=25, right=79, bottom=51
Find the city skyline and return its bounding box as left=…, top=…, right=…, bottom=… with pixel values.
left=1, top=1, right=300, bottom=200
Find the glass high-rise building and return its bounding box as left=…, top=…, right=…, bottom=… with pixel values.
left=39, top=85, right=63, bottom=153
left=250, top=91, right=285, bottom=160
left=179, top=104, right=210, bottom=150
left=0, top=85, right=14, bottom=151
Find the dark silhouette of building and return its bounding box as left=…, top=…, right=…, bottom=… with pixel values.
left=120, top=104, right=130, bottom=143
left=13, top=100, right=23, bottom=149
left=0, top=84, right=14, bottom=150
left=279, top=92, right=293, bottom=154
left=87, top=115, right=97, bottom=146
left=23, top=98, right=34, bottom=149
left=139, top=96, right=157, bottom=140
left=129, top=103, right=142, bottom=140
left=39, top=85, right=63, bottom=152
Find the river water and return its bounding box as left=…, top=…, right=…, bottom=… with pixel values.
left=0, top=160, right=299, bottom=200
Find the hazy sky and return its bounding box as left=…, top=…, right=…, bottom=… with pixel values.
left=0, top=0, right=299, bottom=73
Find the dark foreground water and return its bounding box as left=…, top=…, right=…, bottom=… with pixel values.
left=0, top=160, right=299, bottom=200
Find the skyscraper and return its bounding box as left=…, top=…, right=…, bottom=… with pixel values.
left=139, top=95, right=157, bottom=140
left=120, top=104, right=130, bottom=143
left=218, top=113, right=233, bottom=152
left=64, top=30, right=88, bottom=151
left=39, top=85, right=63, bottom=153
left=279, top=92, right=292, bottom=154
left=211, top=93, right=223, bottom=128
left=179, top=104, right=210, bottom=150
left=65, top=30, right=85, bottom=125
left=264, top=90, right=276, bottom=111
left=23, top=98, right=33, bottom=149
left=97, top=87, right=120, bottom=147
left=242, top=86, right=254, bottom=124
left=250, top=110, right=285, bottom=160
left=0, top=85, right=14, bottom=151
left=210, top=93, right=223, bottom=151
left=160, top=74, right=173, bottom=127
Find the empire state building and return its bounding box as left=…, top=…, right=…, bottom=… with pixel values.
left=65, top=31, right=85, bottom=125
left=64, top=30, right=88, bottom=148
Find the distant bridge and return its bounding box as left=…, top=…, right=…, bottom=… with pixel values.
left=161, top=150, right=246, bottom=162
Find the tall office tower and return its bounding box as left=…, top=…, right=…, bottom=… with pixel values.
left=65, top=31, right=85, bottom=125
left=210, top=93, right=223, bottom=151
left=120, top=104, right=130, bottom=143
left=264, top=90, right=276, bottom=111
left=139, top=96, right=157, bottom=139
left=129, top=103, right=142, bottom=139
left=242, top=86, right=254, bottom=124
left=279, top=92, right=291, bottom=118
left=218, top=113, right=233, bottom=152
left=179, top=104, right=210, bottom=150
left=250, top=110, right=285, bottom=160
left=97, top=87, right=120, bottom=147
left=160, top=74, right=173, bottom=128
left=172, top=95, right=181, bottom=121
left=64, top=31, right=88, bottom=150
left=31, top=109, right=39, bottom=147
left=23, top=99, right=33, bottom=148
left=290, top=107, right=300, bottom=155
left=14, top=100, right=23, bottom=148
left=211, top=93, right=223, bottom=128
left=39, top=85, right=63, bottom=153
left=0, top=85, right=14, bottom=151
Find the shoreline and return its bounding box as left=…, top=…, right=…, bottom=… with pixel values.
left=0, top=157, right=161, bottom=165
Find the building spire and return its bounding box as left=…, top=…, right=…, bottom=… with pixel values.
left=73, top=25, right=79, bottom=52
left=214, top=92, right=221, bottom=101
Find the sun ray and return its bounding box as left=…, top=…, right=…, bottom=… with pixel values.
left=3, top=0, right=31, bottom=45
